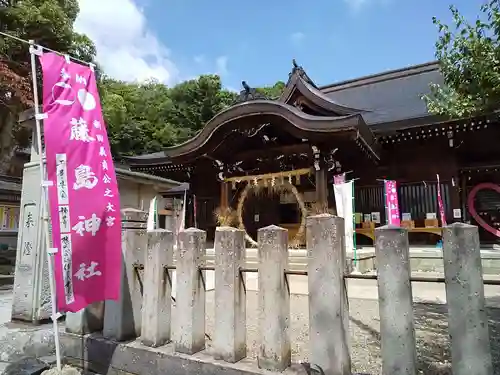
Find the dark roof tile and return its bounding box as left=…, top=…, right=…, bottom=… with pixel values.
left=322, top=62, right=443, bottom=125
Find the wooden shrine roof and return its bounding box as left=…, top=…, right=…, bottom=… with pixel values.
left=124, top=60, right=463, bottom=168
left=126, top=99, right=380, bottom=166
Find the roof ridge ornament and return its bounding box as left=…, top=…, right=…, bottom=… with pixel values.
left=289, top=59, right=317, bottom=89
left=235, top=81, right=268, bottom=104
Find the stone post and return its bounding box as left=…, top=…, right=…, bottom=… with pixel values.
left=213, top=227, right=246, bottom=363
left=141, top=229, right=174, bottom=347
left=65, top=302, right=104, bottom=335
left=257, top=225, right=291, bottom=371
left=442, top=223, right=492, bottom=375
left=375, top=225, right=417, bottom=375
left=11, top=160, right=52, bottom=323
left=102, top=208, right=147, bottom=341
left=306, top=214, right=351, bottom=375
left=174, top=228, right=206, bottom=354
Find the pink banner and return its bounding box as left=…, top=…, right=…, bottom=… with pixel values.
left=384, top=180, right=400, bottom=226
left=436, top=174, right=447, bottom=226
left=333, top=173, right=346, bottom=185
left=40, top=53, right=121, bottom=312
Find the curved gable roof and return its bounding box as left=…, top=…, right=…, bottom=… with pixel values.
left=127, top=100, right=380, bottom=164
left=279, top=62, right=368, bottom=116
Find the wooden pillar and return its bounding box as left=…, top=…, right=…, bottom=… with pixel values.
left=312, top=146, right=328, bottom=209
left=460, top=174, right=468, bottom=222
left=449, top=145, right=462, bottom=222
left=220, top=181, right=229, bottom=209
left=316, top=167, right=328, bottom=208
left=449, top=179, right=461, bottom=223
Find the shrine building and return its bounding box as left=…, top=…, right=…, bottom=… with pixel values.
left=126, top=60, right=500, bottom=247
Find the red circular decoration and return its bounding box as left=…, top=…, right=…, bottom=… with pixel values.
left=467, top=182, right=500, bottom=238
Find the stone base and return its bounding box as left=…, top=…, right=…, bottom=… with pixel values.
left=62, top=333, right=280, bottom=375
left=62, top=332, right=373, bottom=375
left=0, top=321, right=56, bottom=362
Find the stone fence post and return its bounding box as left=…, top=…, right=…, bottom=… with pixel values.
left=102, top=208, right=147, bottom=341
left=306, top=214, right=351, bottom=375
left=213, top=227, right=246, bottom=363
left=257, top=225, right=290, bottom=371
left=375, top=225, right=417, bottom=375
left=442, top=223, right=492, bottom=375
left=141, top=229, right=173, bottom=347
left=174, top=228, right=206, bottom=354
left=65, top=302, right=104, bottom=335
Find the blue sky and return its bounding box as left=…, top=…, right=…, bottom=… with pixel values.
left=76, top=0, right=481, bottom=90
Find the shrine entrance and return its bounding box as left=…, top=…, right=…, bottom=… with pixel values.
left=126, top=63, right=382, bottom=245
left=228, top=170, right=309, bottom=247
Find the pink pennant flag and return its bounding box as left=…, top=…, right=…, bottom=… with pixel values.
left=40, top=53, right=122, bottom=312
left=333, top=173, right=346, bottom=185
left=436, top=174, right=447, bottom=226
left=384, top=180, right=401, bottom=226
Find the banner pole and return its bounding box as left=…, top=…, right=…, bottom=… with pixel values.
left=383, top=179, right=389, bottom=225
left=29, top=40, right=63, bottom=371
left=351, top=179, right=357, bottom=270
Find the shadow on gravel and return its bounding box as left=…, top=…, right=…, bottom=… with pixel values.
left=349, top=301, right=500, bottom=375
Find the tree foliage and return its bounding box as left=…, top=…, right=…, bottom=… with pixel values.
left=99, top=75, right=238, bottom=157
left=0, top=1, right=287, bottom=165
left=0, top=0, right=96, bottom=174
left=256, top=81, right=286, bottom=99
left=424, top=1, right=500, bottom=118
left=0, top=0, right=96, bottom=110
left=99, top=76, right=286, bottom=158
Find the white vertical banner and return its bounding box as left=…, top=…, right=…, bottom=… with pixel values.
left=146, top=195, right=158, bottom=231
left=333, top=181, right=354, bottom=254
left=178, top=190, right=187, bottom=232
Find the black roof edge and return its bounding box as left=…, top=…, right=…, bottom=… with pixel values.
left=371, top=112, right=495, bottom=134
left=320, top=61, right=440, bottom=93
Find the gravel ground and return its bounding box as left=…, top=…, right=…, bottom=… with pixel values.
left=181, top=291, right=500, bottom=375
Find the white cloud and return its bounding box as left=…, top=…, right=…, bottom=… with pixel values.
left=75, top=0, right=178, bottom=84
left=215, top=56, right=229, bottom=76
left=344, top=0, right=368, bottom=8
left=343, top=0, right=387, bottom=11
left=194, top=55, right=205, bottom=64
left=290, top=32, right=305, bottom=46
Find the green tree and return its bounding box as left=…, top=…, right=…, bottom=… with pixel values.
left=99, top=75, right=238, bottom=158
left=256, top=81, right=286, bottom=99
left=168, top=75, right=237, bottom=135
left=0, top=0, right=96, bottom=174
left=98, top=76, right=289, bottom=158
left=424, top=2, right=500, bottom=118
left=0, top=0, right=96, bottom=108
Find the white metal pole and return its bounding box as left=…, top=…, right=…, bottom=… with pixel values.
left=29, top=40, right=62, bottom=371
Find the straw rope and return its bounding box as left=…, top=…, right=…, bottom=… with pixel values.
left=236, top=182, right=307, bottom=247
